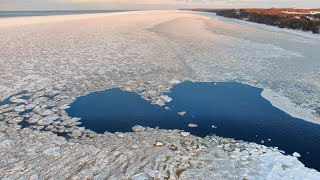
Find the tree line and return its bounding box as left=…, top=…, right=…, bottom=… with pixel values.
left=213, top=9, right=320, bottom=34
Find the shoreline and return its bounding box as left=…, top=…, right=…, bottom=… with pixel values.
left=198, top=11, right=320, bottom=40
left=190, top=8, right=320, bottom=34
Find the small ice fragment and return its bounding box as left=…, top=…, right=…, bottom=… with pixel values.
left=132, top=125, right=146, bottom=132
left=160, top=95, right=172, bottom=103
left=214, top=83, right=217, bottom=85
left=43, top=147, right=60, bottom=156
left=59, top=105, right=70, bottom=110
left=155, top=141, right=164, bottom=146
left=164, top=107, right=171, bottom=110
left=132, top=145, right=139, bottom=149
left=154, top=99, right=165, bottom=106
left=230, top=155, right=237, bottom=159
left=170, top=80, right=181, bottom=84
left=28, top=114, right=41, bottom=123
left=211, top=125, right=217, bottom=128
left=40, top=109, right=53, bottom=116
left=116, top=133, right=125, bottom=138
left=25, top=104, right=36, bottom=110
left=132, top=173, right=148, bottom=180
left=261, top=140, right=264, bottom=144
left=180, top=132, right=190, bottom=137
left=178, top=111, right=186, bottom=116
left=43, top=115, right=59, bottom=122
left=268, top=139, right=271, bottom=141
left=14, top=105, right=25, bottom=112
left=188, top=123, right=198, bottom=128
left=292, top=152, right=301, bottom=157
left=78, top=127, right=85, bottom=131
left=10, top=97, right=27, bottom=104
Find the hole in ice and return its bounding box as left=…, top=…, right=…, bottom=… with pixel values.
left=66, top=82, right=320, bottom=171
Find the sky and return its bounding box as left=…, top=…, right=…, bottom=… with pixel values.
left=0, top=0, right=319, bottom=11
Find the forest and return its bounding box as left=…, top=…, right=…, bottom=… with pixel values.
left=192, top=8, right=320, bottom=34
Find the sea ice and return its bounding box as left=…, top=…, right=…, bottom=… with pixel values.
left=0, top=10, right=319, bottom=179
left=178, top=111, right=186, bottom=116
left=188, top=123, right=198, bottom=128
left=160, top=95, right=172, bottom=103
left=180, top=132, right=191, bottom=137
left=292, top=152, right=301, bottom=158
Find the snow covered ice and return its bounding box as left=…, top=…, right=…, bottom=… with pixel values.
left=0, top=10, right=319, bottom=179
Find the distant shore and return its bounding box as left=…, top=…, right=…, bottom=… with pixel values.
left=0, top=10, right=134, bottom=18
left=189, top=8, right=320, bottom=34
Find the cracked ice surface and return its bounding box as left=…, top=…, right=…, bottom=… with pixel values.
left=0, top=10, right=319, bottom=179
left=1, top=125, right=319, bottom=179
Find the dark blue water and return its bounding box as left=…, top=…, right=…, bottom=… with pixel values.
left=0, top=10, right=132, bottom=18
left=67, top=82, right=320, bottom=170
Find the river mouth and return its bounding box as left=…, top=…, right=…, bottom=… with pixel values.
left=66, top=81, right=320, bottom=171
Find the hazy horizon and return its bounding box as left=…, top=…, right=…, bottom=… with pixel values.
left=1, top=0, right=320, bottom=11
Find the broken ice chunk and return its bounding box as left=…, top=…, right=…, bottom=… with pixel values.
left=43, top=147, right=60, bottom=156
left=59, top=105, right=70, bottom=110
left=188, top=123, right=198, bottom=128
left=132, top=125, right=146, bottom=132
left=10, top=97, right=27, bottom=104
left=160, top=95, right=172, bottom=102
left=180, top=132, right=190, bottom=137
left=178, top=111, right=186, bottom=116
left=154, top=95, right=173, bottom=106
left=292, top=152, right=301, bottom=158
left=155, top=141, right=165, bottom=146
left=25, top=103, right=36, bottom=110
left=14, top=105, right=25, bottom=112
left=170, top=79, right=181, bottom=84
left=132, top=173, right=149, bottom=180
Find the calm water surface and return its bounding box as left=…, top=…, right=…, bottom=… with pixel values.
left=66, top=82, right=320, bottom=171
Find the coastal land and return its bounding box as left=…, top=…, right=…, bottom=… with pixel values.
left=191, top=8, right=320, bottom=34
left=0, top=10, right=320, bottom=179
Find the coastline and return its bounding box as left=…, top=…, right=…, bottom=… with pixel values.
left=191, top=9, right=320, bottom=34
left=198, top=11, right=320, bottom=40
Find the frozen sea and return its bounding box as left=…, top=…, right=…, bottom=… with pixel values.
left=0, top=10, right=320, bottom=179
